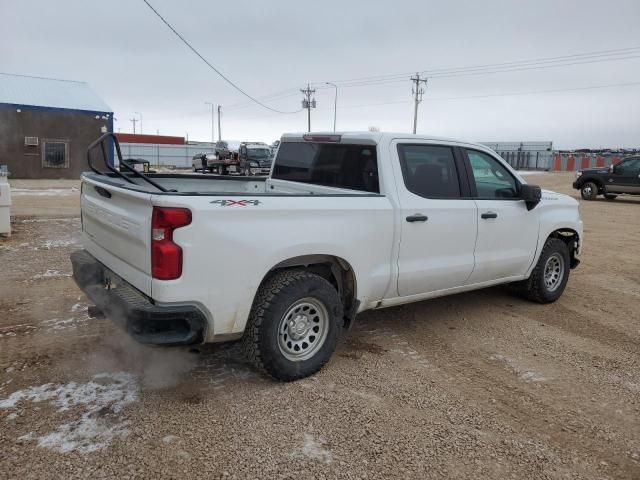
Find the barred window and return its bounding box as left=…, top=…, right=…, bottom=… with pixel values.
left=42, top=141, right=69, bottom=168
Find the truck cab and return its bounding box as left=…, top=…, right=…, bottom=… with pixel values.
left=573, top=156, right=640, bottom=200
left=239, top=143, right=273, bottom=176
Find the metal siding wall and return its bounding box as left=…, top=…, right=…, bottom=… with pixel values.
left=117, top=143, right=215, bottom=168
left=550, top=153, right=636, bottom=171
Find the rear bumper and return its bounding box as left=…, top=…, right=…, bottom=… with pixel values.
left=70, top=250, right=206, bottom=346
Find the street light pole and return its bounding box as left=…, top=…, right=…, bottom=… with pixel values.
left=205, top=102, right=215, bottom=144
left=134, top=112, right=143, bottom=134
left=325, top=82, right=338, bottom=132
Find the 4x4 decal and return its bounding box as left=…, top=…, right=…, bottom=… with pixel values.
left=211, top=199, right=262, bottom=207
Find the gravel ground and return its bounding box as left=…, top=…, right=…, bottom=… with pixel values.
left=0, top=173, right=639, bottom=479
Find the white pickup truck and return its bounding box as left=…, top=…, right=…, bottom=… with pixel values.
left=72, top=132, right=583, bottom=381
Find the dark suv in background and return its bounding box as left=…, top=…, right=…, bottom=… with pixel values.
left=573, top=156, right=640, bottom=200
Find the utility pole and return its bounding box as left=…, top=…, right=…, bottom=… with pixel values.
left=300, top=84, right=316, bottom=132
left=217, top=105, right=222, bottom=141
left=130, top=117, right=138, bottom=134
left=135, top=112, right=143, bottom=134
left=410, top=73, right=428, bottom=134
left=205, top=102, right=215, bottom=144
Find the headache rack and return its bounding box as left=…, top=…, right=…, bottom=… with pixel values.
left=87, top=132, right=172, bottom=192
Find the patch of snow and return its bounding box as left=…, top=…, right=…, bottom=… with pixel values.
left=41, top=316, right=87, bottom=331
left=162, top=434, right=179, bottom=444
left=32, top=269, right=72, bottom=279
left=71, top=303, right=84, bottom=312
left=20, top=217, right=80, bottom=223
left=490, top=354, right=548, bottom=383
left=293, top=433, right=333, bottom=464
left=41, top=239, right=80, bottom=249
left=6, top=412, right=18, bottom=421
left=11, top=188, right=78, bottom=196
left=0, top=372, right=137, bottom=453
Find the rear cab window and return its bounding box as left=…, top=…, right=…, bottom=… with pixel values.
left=272, top=142, right=379, bottom=193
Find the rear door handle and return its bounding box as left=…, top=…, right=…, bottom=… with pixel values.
left=481, top=212, right=498, bottom=219
left=406, top=214, right=428, bottom=223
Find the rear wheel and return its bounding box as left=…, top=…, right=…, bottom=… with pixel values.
left=604, top=193, right=617, bottom=200
left=518, top=238, right=570, bottom=303
left=580, top=182, right=598, bottom=200
left=242, top=270, right=343, bottom=381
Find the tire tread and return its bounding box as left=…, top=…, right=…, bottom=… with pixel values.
left=242, top=270, right=339, bottom=381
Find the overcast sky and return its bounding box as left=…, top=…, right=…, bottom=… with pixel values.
left=1, top=0, right=639, bottom=148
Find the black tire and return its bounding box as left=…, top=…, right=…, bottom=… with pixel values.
left=580, top=182, right=598, bottom=200
left=520, top=238, right=570, bottom=304
left=604, top=193, right=617, bottom=200
left=242, top=270, right=343, bottom=381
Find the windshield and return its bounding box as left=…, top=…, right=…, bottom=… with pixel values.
left=247, top=148, right=271, bottom=159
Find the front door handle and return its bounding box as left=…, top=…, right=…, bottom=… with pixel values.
left=481, top=212, right=498, bottom=219
left=406, top=214, right=428, bottom=223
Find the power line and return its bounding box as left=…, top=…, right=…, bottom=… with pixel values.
left=327, top=46, right=640, bottom=87
left=141, top=0, right=300, bottom=114
left=236, top=46, right=640, bottom=108
left=331, top=80, right=640, bottom=110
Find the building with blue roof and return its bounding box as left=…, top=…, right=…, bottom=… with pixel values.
left=0, top=73, right=113, bottom=178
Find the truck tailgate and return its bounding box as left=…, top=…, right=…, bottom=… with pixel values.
left=80, top=177, right=153, bottom=295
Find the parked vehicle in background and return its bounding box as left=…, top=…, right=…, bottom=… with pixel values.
left=573, top=156, right=640, bottom=200
left=72, top=132, right=583, bottom=382
left=191, top=152, right=217, bottom=173
left=214, top=141, right=233, bottom=160
left=120, top=158, right=154, bottom=173
left=239, top=142, right=273, bottom=175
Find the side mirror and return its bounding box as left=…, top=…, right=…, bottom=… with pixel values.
left=520, top=184, right=542, bottom=211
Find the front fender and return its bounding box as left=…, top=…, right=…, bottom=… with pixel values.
left=526, top=192, right=583, bottom=276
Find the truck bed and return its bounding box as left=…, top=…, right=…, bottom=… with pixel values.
left=83, top=172, right=381, bottom=197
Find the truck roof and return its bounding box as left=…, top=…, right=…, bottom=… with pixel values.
left=280, top=131, right=487, bottom=149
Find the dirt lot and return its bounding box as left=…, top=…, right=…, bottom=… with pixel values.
left=1, top=173, right=638, bottom=479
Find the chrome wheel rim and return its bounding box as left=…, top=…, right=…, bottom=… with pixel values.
left=544, top=253, right=565, bottom=292
left=582, top=185, right=592, bottom=197
left=277, top=297, right=329, bottom=362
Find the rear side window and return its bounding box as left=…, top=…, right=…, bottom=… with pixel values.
left=397, top=144, right=461, bottom=198
left=273, top=142, right=379, bottom=193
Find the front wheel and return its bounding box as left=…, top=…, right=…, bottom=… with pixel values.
left=580, top=182, right=598, bottom=200
left=518, top=238, right=570, bottom=303
left=242, top=270, right=343, bottom=381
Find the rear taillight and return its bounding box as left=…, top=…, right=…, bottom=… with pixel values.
left=151, top=207, right=192, bottom=280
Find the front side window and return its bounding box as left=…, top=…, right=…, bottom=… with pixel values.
left=466, top=149, right=518, bottom=199
left=397, top=144, right=461, bottom=198
left=42, top=140, right=68, bottom=168
left=273, top=142, right=379, bottom=193
left=616, top=158, right=640, bottom=174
